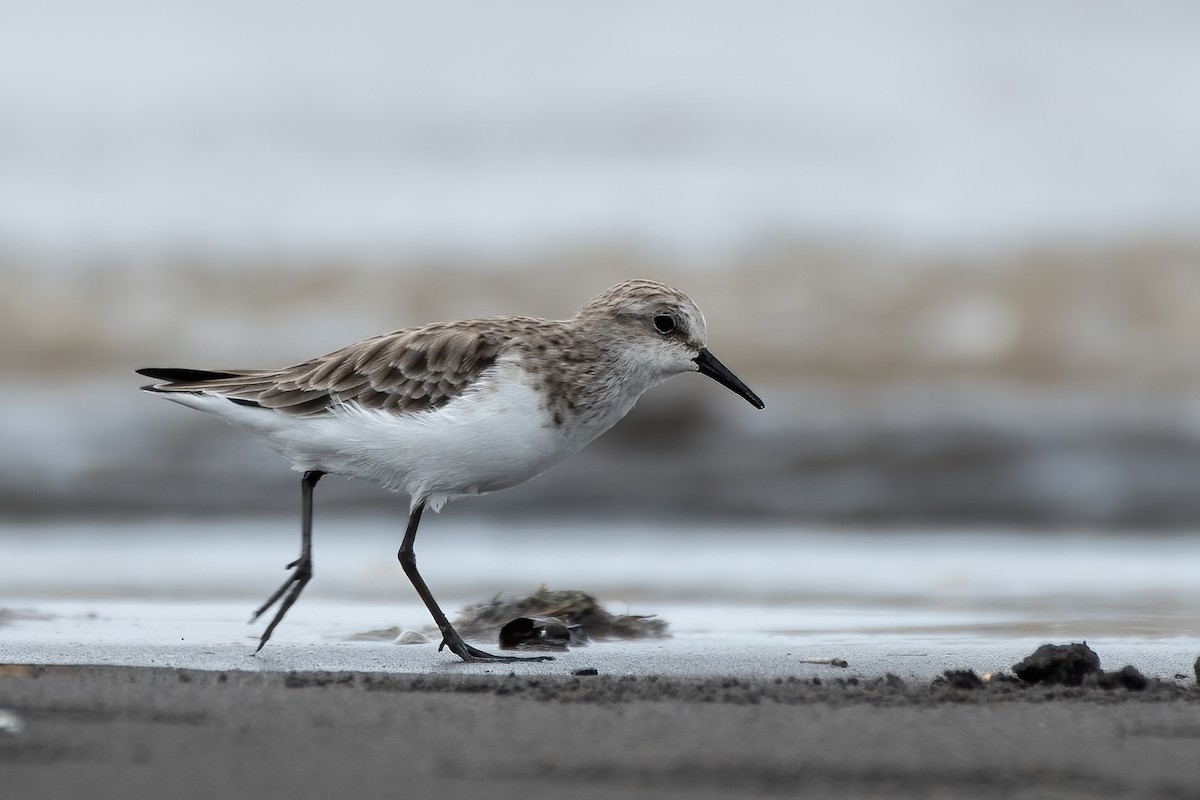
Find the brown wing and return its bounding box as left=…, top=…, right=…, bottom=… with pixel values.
left=140, top=319, right=523, bottom=417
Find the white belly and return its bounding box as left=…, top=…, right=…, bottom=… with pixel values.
left=194, top=363, right=630, bottom=511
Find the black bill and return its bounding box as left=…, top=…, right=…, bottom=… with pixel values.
left=693, top=348, right=765, bottom=409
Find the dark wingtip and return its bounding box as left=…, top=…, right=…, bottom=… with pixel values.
left=136, top=367, right=242, bottom=382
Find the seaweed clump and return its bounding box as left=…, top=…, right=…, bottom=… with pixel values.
left=453, top=587, right=669, bottom=644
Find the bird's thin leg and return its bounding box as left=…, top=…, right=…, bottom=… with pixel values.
left=398, top=502, right=553, bottom=663
left=251, top=470, right=324, bottom=652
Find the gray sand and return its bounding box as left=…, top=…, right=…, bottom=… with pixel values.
left=2, top=664, right=1199, bottom=800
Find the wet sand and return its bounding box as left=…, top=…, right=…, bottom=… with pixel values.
left=3, top=523, right=1199, bottom=798
left=3, top=663, right=1199, bottom=800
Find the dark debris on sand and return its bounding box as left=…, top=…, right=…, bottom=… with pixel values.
left=453, top=587, right=669, bottom=644
left=4, top=645, right=1196, bottom=713
left=285, top=642, right=1195, bottom=706
left=935, top=670, right=987, bottom=690
left=497, top=616, right=577, bottom=651
left=1013, top=643, right=1102, bottom=686
left=294, top=640, right=1186, bottom=704
left=1011, top=642, right=1149, bottom=691
left=294, top=669, right=1197, bottom=707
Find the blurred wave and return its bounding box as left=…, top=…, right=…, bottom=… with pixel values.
left=5, top=241, right=1200, bottom=383
left=5, top=242, right=1200, bottom=524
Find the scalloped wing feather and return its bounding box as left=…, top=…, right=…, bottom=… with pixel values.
left=142, top=320, right=528, bottom=417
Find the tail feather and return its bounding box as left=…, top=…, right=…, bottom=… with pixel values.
left=136, top=367, right=266, bottom=406
left=136, top=367, right=309, bottom=414
left=136, top=366, right=269, bottom=411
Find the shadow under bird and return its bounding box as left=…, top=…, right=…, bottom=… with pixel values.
left=137, top=279, right=764, bottom=662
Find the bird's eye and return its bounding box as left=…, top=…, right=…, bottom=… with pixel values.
left=653, top=315, right=676, bottom=334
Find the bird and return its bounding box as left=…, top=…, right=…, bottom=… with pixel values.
left=137, top=279, right=764, bottom=662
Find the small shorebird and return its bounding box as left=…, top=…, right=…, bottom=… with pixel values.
left=137, top=279, right=764, bottom=662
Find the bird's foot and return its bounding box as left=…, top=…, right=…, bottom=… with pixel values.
left=439, top=633, right=554, bottom=663
left=249, top=555, right=313, bottom=652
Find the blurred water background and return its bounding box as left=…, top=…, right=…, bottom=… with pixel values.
left=5, top=0, right=1200, bottom=525
left=3, top=2, right=1200, bottom=651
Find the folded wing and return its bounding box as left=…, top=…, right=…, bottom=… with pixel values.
left=138, top=321, right=516, bottom=417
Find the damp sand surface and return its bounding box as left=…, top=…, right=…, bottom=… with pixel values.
left=2, top=663, right=1200, bottom=800
left=3, top=518, right=1200, bottom=797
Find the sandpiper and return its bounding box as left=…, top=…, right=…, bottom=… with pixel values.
left=137, top=279, right=764, bottom=662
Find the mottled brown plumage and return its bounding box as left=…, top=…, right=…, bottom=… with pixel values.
left=138, top=279, right=719, bottom=424
left=143, top=319, right=534, bottom=416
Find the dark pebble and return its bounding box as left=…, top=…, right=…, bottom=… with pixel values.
left=1096, top=665, right=1147, bottom=691
left=1013, top=643, right=1101, bottom=686
left=498, top=617, right=571, bottom=651
left=940, top=670, right=985, bottom=690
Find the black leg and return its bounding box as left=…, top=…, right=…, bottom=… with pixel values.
left=398, top=502, right=553, bottom=663
left=251, top=470, right=324, bottom=652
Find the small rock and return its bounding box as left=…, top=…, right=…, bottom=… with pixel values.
left=0, top=709, right=24, bottom=736
left=499, top=617, right=571, bottom=651
left=1013, top=643, right=1102, bottom=686
left=394, top=630, right=429, bottom=645
left=1097, top=665, right=1147, bottom=691
left=347, top=626, right=402, bottom=642
left=1194, top=655, right=1200, bottom=683
left=573, top=668, right=599, bottom=676
left=986, top=672, right=1023, bottom=685
left=941, top=670, right=985, bottom=690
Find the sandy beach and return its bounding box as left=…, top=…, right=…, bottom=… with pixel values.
left=3, top=519, right=1200, bottom=798
left=2, top=661, right=1199, bottom=800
